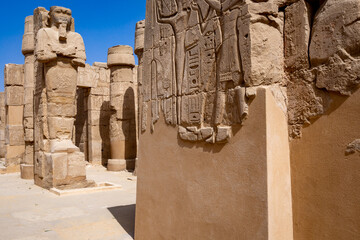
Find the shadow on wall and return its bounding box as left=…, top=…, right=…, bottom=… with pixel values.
left=100, top=101, right=111, bottom=166
left=75, top=88, right=88, bottom=156
left=123, top=87, right=137, bottom=161
left=108, top=204, right=136, bottom=238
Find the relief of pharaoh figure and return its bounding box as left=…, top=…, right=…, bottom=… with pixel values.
left=35, top=6, right=86, bottom=152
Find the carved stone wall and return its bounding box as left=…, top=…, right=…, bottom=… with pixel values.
left=136, top=0, right=360, bottom=239
left=140, top=0, right=286, bottom=143
left=136, top=0, right=293, bottom=239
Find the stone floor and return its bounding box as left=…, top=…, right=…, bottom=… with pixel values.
left=0, top=165, right=137, bottom=240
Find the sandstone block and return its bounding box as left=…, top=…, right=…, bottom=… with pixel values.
left=22, top=16, right=35, bottom=54
left=47, top=117, right=74, bottom=140
left=310, top=0, right=360, bottom=66
left=135, top=20, right=145, bottom=56
left=5, top=125, right=25, bottom=146
left=107, top=45, right=135, bottom=67
left=88, top=95, right=110, bottom=111
left=5, top=86, right=24, bottom=106
left=0, top=140, right=5, bottom=158
left=4, top=64, right=24, bottom=86
left=50, top=152, right=68, bottom=181
left=92, top=62, right=108, bottom=68
left=24, top=129, right=34, bottom=142
left=47, top=103, right=76, bottom=117
left=20, top=164, right=34, bottom=179
left=239, top=17, right=284, bottom=86
left=23, top=104, right=33, bottom=118
left=5, top=145, right=25, bottom=163
left=0, top=130, right=5, bottom=141
left=23, top=117, right=33, bottom=129
left=68, top=151, right=86, bottom=178
left=88, top=110, right=110, bottom=126
left=24, top=144, right=34, bottom=165
left=107, top=159, right=126, bottom=171
left=285, top=0, right=312, bottom=71
left=77, top=64, right=99, bottom=88
left=24, top=88, right=35, bottom=105
left=110, top=68, right=134, bottom=83
left=90, top=86, right=110, bottom=96
left=88, top=140, right=102, bottom=164
left=316, top=58, right=360, bottom=96
left=7, top=106, right=24, bottom=125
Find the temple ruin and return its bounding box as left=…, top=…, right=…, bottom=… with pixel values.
left=0, top=6, right=138, bottom=189
left=0, top=0, right=360, bottom=239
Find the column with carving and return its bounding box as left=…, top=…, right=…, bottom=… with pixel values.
left=21, top=15, right=35, bottom=179
left=107, top=45, right=136, bottom=171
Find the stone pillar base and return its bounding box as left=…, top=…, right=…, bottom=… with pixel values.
left=107, top=159, right=136, bottom=172
left=20, top=164, right=34, bottom=179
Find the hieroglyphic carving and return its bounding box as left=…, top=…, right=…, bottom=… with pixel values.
left=141, top=0, right=285, bottom=143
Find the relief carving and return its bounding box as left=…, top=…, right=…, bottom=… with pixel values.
left=143, top=0, right=360, bottom=141
left=141, top=0, right=287, bottom=143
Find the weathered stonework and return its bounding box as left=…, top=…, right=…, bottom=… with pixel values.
left=107, top=45, right=136, bottom=171
left=140, top=0, right=290, bottom=143
left=20, top=15, right=36, bottom=179
left=4, top=64, right=25, bottom=172
left=286, top=0, right=360, bottom=138
left=136, top=0, right=293, bottom=239
left=77, top=63, right=111, bottom=166
left=33, top=6, right=92, bottom=189
left=0, top=93, right=5, bottom=162
left=136, top=0, right=360, bottom=239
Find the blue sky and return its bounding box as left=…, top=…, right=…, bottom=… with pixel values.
left=0, top=0, right=146, bottom=92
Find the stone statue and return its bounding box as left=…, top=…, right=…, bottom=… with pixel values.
left=35, top=6, right=85, bottom=152
left=34, top=6, right=90, bottom=188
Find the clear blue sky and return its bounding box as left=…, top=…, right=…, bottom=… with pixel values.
left=0, top=0, right=146, bottom=92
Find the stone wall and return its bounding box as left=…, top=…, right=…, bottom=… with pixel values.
left=136, top=0, right=360, bottom=239
left=136, top=0, right=293, bottom=239
left=285, top=0, right=360, bottom=239
left=78, top=63, right=112, bottom=166
left=0, top=93, right=5, bottom=161
left=4, top=64, right=25, bottom=172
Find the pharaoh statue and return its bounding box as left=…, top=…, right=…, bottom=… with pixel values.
left=34, top=6, right=89, bottom=188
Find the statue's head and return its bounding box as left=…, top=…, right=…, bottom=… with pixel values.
left=49, top=6, right=72, bottom=28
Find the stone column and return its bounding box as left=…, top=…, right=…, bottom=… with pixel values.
left=134, top=20, right=145, bottom=174
left=134, top=20, right=145, bottom=145
left=21, top=15, right=35, bottom=179
left=107, top=45, right=136, bottom=171
left=4, top=64, right=25, bottom=173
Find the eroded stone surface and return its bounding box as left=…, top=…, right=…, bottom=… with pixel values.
left=346, top=139, right=360, bottom=155
left=33, top=6, right=89, bottom=189
left=107, top=46, right=137, bottom=171
left=140, top=0, right=290, bottom=143
left=286, top=0, right=360, bottom=138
